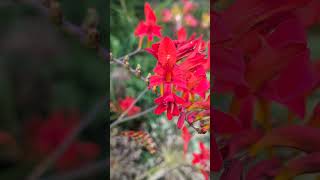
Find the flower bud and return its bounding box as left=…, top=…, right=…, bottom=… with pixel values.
left=123, top=55, right=129, bottom=69
left=135, top=64, right=141, bottom=77
left=145, top=73, right=151, bottom=83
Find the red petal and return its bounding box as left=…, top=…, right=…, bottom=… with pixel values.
left=154, top=104, right=166, bottom=115
left=158, top=37, right=177, bottom=67
left=177, top=27, right=187, bottom=41
left=144, top=2, right=156, bottom=24
left=134, top=21, right=147, bottom=37
left=177, top=113, right=185, bottom=129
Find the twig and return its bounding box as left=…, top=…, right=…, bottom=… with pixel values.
left=110, top=52, right=147, bottom=82
left=27, top=98, right=107, bottom=180
left=117, top=48, right=143, bottom=60
left=40, top=159, right=107, bottom=180
left=187, top=120, right=207, bottom=134
left=110, top=105, right=156, bottom=128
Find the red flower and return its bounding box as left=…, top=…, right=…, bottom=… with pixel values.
left=193, top=142, right=210, bottom=180
left=154, top=88, right=185, bottom=120
left=184, top=14, right=198, bottom=27
left=134, top=2, right=162, bottom=41
left=162, top=8, right=172, bottom=22
left=182, top=0, right=197, bottom=14
left=119, top=96, right=141, bottom=116
left=192, top=142, right=210, bottom=166
left=24, top=111, right=100, bottom=171
left=149, top=37, right=186, bottom=90
left=181, top=126, right=192, bottom=156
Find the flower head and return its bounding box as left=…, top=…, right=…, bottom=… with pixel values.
left=154, top=89, right=185, bottom=120
left=134, top=2, right=162, bottom=41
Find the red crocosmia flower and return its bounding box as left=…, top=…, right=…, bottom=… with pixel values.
left=192, top=142, right=210, bottom=166
left=184, top=14, right=198, bottom=27
left=134, top=2, right=162, bottom=41
left=119, top=96, right=141, bottom=116
left=24, top=111, right=100, bottom=171
left=193, top=142, right=209, bottom=180
left=162, top=8, right=172, bottom=22
left=181, top=126, right=192, bottom=156
left=149, top=37, right=186, bottom=90
left=154, top=88, right=185, bottom=120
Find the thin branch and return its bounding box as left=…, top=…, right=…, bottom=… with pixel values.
left=40, top=159, right=107, bottom=180
left=110, top=51, right=147, bottom=82
left=110, top=105, right=156, bottom=128
left=27, top=98, right=107, bottom=180
left=117, top=48, right=143, bottom=60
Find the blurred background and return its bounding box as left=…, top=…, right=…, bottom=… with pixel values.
left=0, top=0, right=107, bottom=179
left=110, top=0, right=210, bottom=179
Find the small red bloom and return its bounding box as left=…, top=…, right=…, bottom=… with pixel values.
left=154, top=89, right=185, bottom=120
left=119, top=96, right=141, bottom=116
left=134, top=2, right=162, bottom=41
left=181, top=0, right=197, bottom=14
left=162, top=8, right=172, bottom=22
left=184, top=14, right=198, bottom=27
left=192, top=142, right=210, bottom=166
left=193, top=141, right=210, bottom=180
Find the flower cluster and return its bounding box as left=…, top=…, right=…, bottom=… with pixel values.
left=134, top=2, right=210, bottom=131
left=147, top=35, right=209, bottom=129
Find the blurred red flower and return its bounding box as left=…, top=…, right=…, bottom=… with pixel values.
left=119, top=97, right=141, bottom=116
left=24, top=111, right=100, bottom=171
left=192, top=142, right=209, bottom=180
